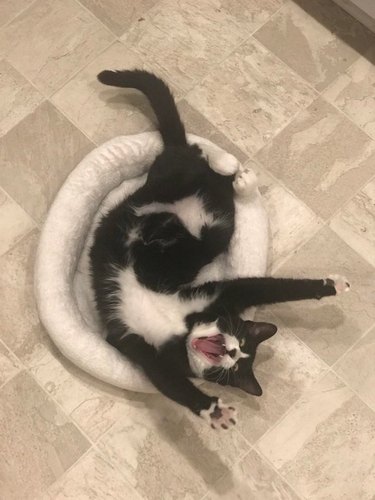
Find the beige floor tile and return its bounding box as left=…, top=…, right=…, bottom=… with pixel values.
left=0, top=0, right=31, bottom=28
left=207, top=449, right=300, bottom=500
left=0, top=0, right=114, bottom=95
left=43, top=449, right=141, bottom=500
left=335, top=326, right=375, bottom=412
left=131, top=0, right=284, bottom=87
left=121, top=20, right=206, bottom=94
left=98, top=396, right=250, bottom=500
left=323, top=47, right=375, bottom=139
left=256, top=97, right=375, bottom=219
left=0, top=188, right=35, bottom=257
left=0, top=371, right=90, bottom=500
left=178, top=100, right=248, bottom=164
left=254, top=0, right=375, bottom=91
left=257, top=372, right=375, bottom=499
left=0, top=231, right=45, bottom=356
left=0, top=101, right=93, bottom=223
left=26, top=330, right=143, bottom=442
left=147, top=0, right=285, bottom=43
left=79, top=0, right=158, bottom=36
left=210, top=311, right=327, bottom=444
left=249, top=161, right=322, bottom=271
left=269, top=226, right=375, bottom=365
left=187, top=37, right=316, bottom=156
left=0, top=228, right=137, bottom=443
left=52, top=41, right=174, bottom=144
left=121, top=0, right=284, bottom=94
left=0, top=341, right=21, bottom=388
left=330, top=177, right=375, bottom=267
left=0, top=59, right=43, bottom=136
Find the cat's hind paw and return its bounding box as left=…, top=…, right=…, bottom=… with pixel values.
left=233, top=168, right=258, bottom=198
left=200, top=399, right=237, bottom=430
left=326, top=274, right=350, bottom=294
left=207, top=150, right=240, bottom=176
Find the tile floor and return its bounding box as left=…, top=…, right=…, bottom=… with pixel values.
left=0, top=0, right=374, bottom=498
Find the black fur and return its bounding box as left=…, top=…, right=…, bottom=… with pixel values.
left=90, top=69, right=344, bottom=423
left=98, top=69, right=186, bottom=146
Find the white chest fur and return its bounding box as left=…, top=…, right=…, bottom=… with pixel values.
left=114, top=268, right=212, bottom=347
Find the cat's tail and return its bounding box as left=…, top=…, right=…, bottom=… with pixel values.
left=97, top=69, right=187, bottom=147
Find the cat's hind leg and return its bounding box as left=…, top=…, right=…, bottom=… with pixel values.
left=233, top=167, right=258, bottom=199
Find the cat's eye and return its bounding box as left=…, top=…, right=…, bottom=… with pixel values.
left=233, top=364, right=239, bottom=372
left=239, top=339, right=245, bottom=347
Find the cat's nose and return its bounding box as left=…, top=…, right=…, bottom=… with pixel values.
left=228, top=348, right=237, bottom=358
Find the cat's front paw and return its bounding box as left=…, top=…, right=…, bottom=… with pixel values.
left=326, top=274, right=350, bottom=294
left=200, top=399, right=237, bottom=430
left=233, top=168, right=258, bottom=198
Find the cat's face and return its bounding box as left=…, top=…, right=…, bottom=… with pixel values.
left=186, top=316, right=277, bottom=396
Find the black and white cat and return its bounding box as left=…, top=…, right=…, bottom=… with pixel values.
left=90, top=69, right=350, bottom=429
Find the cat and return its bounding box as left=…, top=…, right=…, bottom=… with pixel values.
left=90, top=69, right=350, bottom=429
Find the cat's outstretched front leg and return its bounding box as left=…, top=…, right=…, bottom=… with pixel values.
left=107, top=331, right=237, bottom=429
left=194, top=275, right=350, bottom=316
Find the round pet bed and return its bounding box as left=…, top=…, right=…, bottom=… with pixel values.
left=34, top=132, right=269, bottom=393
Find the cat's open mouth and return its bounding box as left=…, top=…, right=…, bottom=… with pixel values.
left=191, top=334, right=226, bottom=364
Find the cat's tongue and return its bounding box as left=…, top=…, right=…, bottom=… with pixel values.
left=192, top=334, right=226, bottom=362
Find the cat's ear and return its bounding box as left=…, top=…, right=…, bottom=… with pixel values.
left=245, top=321, right=277, bottom=345
left=235, top=368, right=262, bottom=396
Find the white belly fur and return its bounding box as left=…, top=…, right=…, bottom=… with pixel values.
left=115, top=268, right=212, bottom=347
left=135, top=195, right=214, bottom=238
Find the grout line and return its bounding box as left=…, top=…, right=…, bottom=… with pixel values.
left=252, top=1, right=375, bottom=145
left=324, top=93, right=375, bottom=143
left=330, top=367, right=375, bottom=415
left=0, top=184, right=40, bottom=228
left=0, top=0, right=38, bottom=32
left=0, top=224, right=39, bottom=261
left=326, top=169, right=375, bottom=223
left=0, top=342, right=145, bottom=497
left=1, top=9, right=116, bottom=103
left=49, top=98, right=98, bottom=146
left=181, top=2, right=288, bottom=100
left=0, top=341, right=98, bottom=448
left=48, top=38, right=117, bottom=100
left=252, top=448, right=306, bottom=500
left=73, top=0, right=120, bottom=40
left=199, top=446, right=254, bottom=500
left=330, top=321, right=375, bottom=371
left=270, top=221, right=324, bottom=275
left=29, top=366, right=97, bottom=446
left=252, top=36, right=319, bottom=99
left=43, top=440, right=143, bottom=499
left=42, top=444, right=94, bottom=496
left=252, top=368, right=330, bottom=449
left=267, top=314, right=375, bottom=415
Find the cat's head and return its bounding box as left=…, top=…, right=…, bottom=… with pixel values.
left=186, top=316, right=277, bottom=396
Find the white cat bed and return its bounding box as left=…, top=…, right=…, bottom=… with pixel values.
left=34, top=132, right=269, bottom=393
